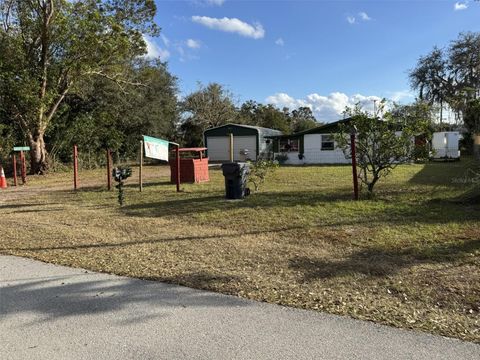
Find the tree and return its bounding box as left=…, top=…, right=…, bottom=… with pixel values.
left=179, top=83, right=236, bottom=146
left=237, top=101, right=291, bottom=133
left=335, top=103, right=430, bottom=196
left=291, top=106, right=319, bottom=132
left=0, top=0, right=158, bottom=173
left=409, top=32, right=480, bottom=132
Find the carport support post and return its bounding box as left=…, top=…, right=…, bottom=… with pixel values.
left=12, top=154, right=17, bottom=186
left=106, top=149, right=112, bottom=191
left=229, top=133, right=234, bottom=162
left=73, top=144, right=78, bottom=191
left=350, top=133, right=359, bottom=201
left=139, top=140, right=143, bottom=192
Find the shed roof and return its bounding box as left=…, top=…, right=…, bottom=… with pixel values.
left=204, top=123, right=283, bottom=136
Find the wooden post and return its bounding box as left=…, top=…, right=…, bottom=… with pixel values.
left=229, top=133, right=234, bottom=162
left=176, top=144, right=180, bottom=192
left=73, top=144, right=78, bottom=191
left=350, top=133, right=359, bottom=201
left=139, top=140, right=143, bottom=192
left=20, top=151, right=26, bottom=184
left=106, top=149, right=112, bottom=191
left=12, top=155, right=17, bottom=186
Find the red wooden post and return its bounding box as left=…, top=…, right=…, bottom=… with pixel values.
left=350, top=133, right=359, bottom=200
left=176, top=145, right=180, bottom=192
left=73, top=145, right=78, bottom=191
left=20, top=151, right=26, bottom=184
left=106, top=149, right=112, bottom=191
left=139, top=141, right=143, bottom=192
left=12, top=155, right=18, bottom=186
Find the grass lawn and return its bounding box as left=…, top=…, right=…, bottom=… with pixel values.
left=1, top=159, right=479, bottom=342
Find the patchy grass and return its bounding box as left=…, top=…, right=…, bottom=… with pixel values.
left=1, top=159, right=479, bottom=342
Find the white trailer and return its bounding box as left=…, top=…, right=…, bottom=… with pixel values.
left=431, top=132, right=460, bottom=160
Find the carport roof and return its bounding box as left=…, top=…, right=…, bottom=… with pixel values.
left=204, top=123, right=283, bottom=135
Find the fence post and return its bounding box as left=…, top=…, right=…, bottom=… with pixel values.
left=12, top=155, right=17, bottom=186
left=139, top=140, right=143, bottom=192
left=350, top=133, right=359, bottom=201
left=106, top=149, right=112, bottom=191
left=73, top=145, right=78, bottom=191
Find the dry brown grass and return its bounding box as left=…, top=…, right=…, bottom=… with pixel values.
left=1, top=161, right=479, bottom=342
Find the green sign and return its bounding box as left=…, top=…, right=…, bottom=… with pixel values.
left=143, top=135, right=169, bottom=161
left=13, top=146, right=30, bottom=151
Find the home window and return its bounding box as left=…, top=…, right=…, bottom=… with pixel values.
left=280, top=139, right=299, bottom=152
left=321, top=134, right=334, bottom=151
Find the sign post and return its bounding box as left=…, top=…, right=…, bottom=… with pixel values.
left=13, top=146, right=29, bottom=184
left=12, top=155, right=17, bottom=186
left=20, top=151, right=26, bottom=184
left=139, top=140, right=143, bottom=192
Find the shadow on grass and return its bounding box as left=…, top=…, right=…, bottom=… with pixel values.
left=0, top=225, right=305, bottom=252
left=120, top=188, right=479, bottom=227
left=122, top=190, right=353, bottom=217
left=409, top=158, right=480, bottom=187
left=290, top=238, right=480, bottom=280
left=0, top=272, right=246, bottom=323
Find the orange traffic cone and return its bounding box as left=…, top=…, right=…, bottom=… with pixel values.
left=0, top=166, right=7, bottom=189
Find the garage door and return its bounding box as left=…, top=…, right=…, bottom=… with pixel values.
left=206, top=136, right=230, bottom=161
left=206, top=136, right=257, bottom=162
left=233, top=136, right=257, bottom=161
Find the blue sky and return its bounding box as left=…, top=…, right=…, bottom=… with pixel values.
left=146, top=0, right=480, bottom=121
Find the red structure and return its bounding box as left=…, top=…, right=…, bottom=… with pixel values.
left=170, top=148, right=209, bottom=184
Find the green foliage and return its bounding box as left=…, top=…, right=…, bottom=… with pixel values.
left=409, top=32, right=480, bottom=132
left=112, top=166, right=132, bottom=206
left=335, top=102, right=430, bottom=195
left=247, top=159, right=279, bottom=192
left=179, top=83, right=236, bottom=146
left=274, top=153, right=289, bottom=164
left=0, top=0, right=159, bottom=173
left=46, top=60, right=178, bottom=166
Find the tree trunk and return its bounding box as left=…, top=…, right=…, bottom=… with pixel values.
left=29, top=131, right=49, bottom=174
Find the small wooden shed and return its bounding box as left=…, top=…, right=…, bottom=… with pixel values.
left=170, top=148, right=209, bottom=183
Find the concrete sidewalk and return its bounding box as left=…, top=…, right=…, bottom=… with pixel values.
left=1, top=255, right=478, bottom=360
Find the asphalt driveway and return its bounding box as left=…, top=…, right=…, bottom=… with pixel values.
left=1, top=255, right=478, bottom=360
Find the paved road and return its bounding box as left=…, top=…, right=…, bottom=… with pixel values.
left=1, top=255, right=479, bottom=360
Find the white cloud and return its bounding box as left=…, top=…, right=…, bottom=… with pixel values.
left=160, top=34, right=170, bottom=47
left=454, top=2, right=468, bottom=10
left=186, top=39, right=201, bottom=49
left=204, top=0, right=225, bottom=5
left=275, top=38, right=285, bottom=46
left=359, top=11, right=371, bottom=21
left=388, top=90, right=414, bottom=102
left=143, top=35, right=170, bottom=61
left=346, top=16, right=356, bottom=24
left=265, top=92, right=383, bottom=122
left=191, top=16, right=265, bottom=39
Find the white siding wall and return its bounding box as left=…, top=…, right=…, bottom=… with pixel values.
left=303, top=134, right=349, bottom=164
left=274, top=133, right=349, bottom=165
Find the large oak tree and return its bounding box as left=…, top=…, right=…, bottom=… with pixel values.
left=0, top=0, right=158, bottom=173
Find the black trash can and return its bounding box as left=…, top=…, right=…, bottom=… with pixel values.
left=221, top=162, right=250, bottom=199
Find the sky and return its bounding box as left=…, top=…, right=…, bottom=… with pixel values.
left=146, top=0, right=480, bottom=122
